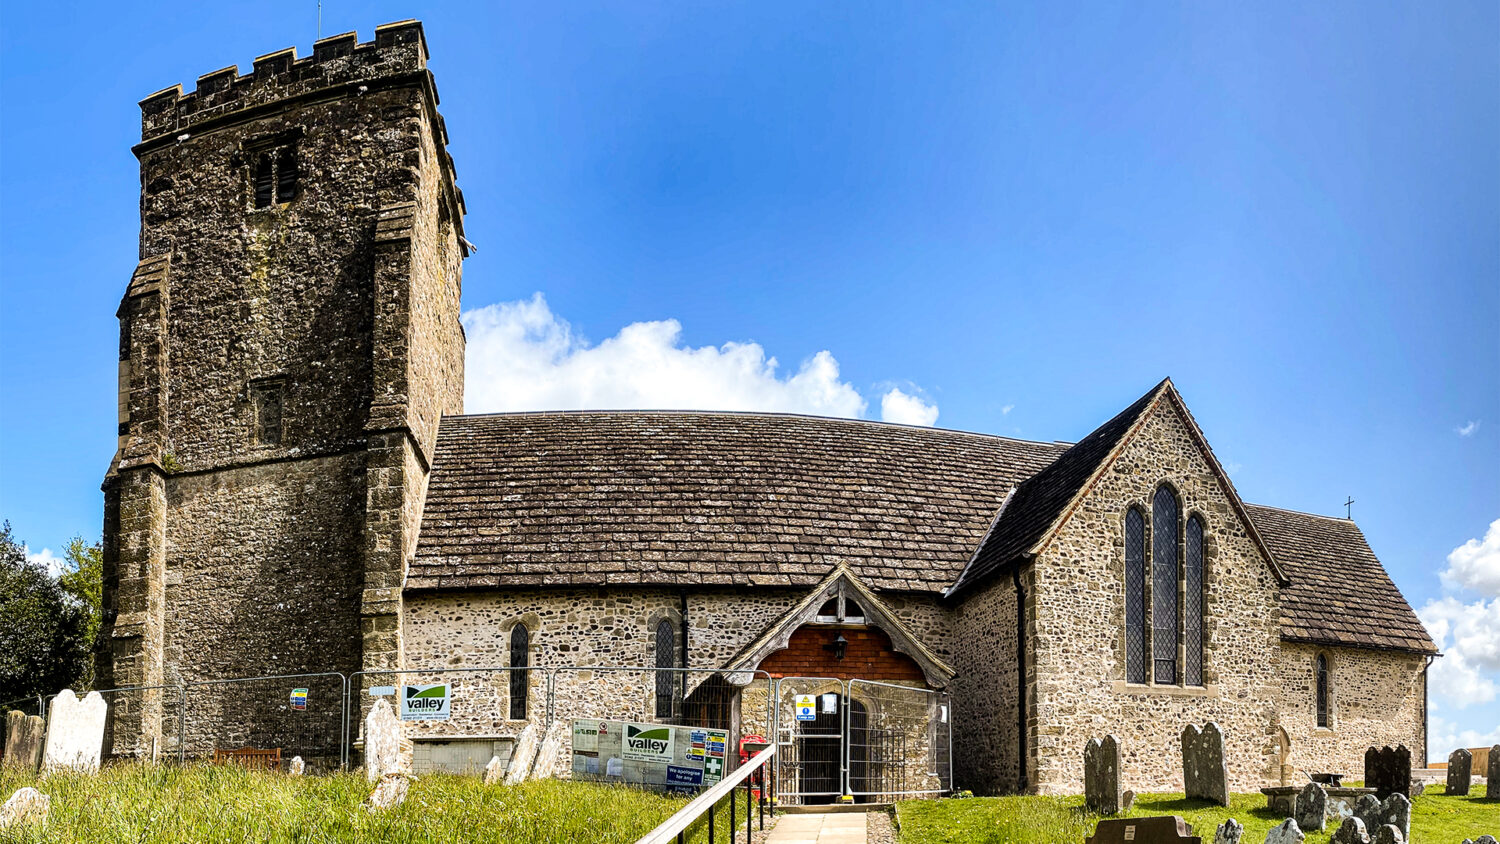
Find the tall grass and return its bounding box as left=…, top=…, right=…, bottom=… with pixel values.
left=0, top=763, right=757, bottom=843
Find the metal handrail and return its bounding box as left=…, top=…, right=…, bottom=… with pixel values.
left=636, top=744, right=776, bottom=844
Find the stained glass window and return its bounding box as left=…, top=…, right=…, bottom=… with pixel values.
left=1125, top=508, right=1147, bottom=684
left=1316, top=654, right=1330, bottom=728
left=655, top=619, right=677, bottom=720
left=1152, top=486, right=1179, bottom=685
left=509, top=624, right=529, bottom=720
left=1185, top=516, right=1204, bottom=686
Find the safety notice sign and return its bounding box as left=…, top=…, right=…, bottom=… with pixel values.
left=795, top=694, right=816, bottom=721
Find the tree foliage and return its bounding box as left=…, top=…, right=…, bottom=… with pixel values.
left=0, top=522, right=99, bottom=701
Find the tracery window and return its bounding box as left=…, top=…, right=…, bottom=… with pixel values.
left=1124, top=507, right=1147, bottom=684
left=1151, top=486, right=1180, bottom=685
left=1184, top=515, right=1205, bottom=686
left=1316, top=654, right=1330, bottom=728
left=508, top=624, right=529, bottom=720
left=654, top=618, right=678, bottom=720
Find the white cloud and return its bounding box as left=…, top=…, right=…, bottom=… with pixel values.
left=461, top=294, right=939, bottom=426
left=1428, top=714, right=1500, bottom=761
left=1001, top=404, right=1015, bottom=415
left=1441, top=519, right=1500, bottom=597
left=1418, top=595, right=1500, bottom=708
left=24, top=546, right=65, bottom=577
left=880, top=388, right=939, bottom=426
left=1456, top=420, right=1480, bottom=437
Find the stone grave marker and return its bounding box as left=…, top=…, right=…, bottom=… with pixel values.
left=41, top=690, right=106, bottom=773
left=288, top=756, right=305, bottom=776
left=1263, top=819, right=1304, bottom=844
left=365, top=772, right=410, bottom=812
left=3, top=712, right=44, bottom=772
left=1294, top=782, right=1326, bottom=832
left=1463, top=837, right=1498, bottom=844
left=1085, top=816, right=1201, bottom=844
left=1085, top=735, right=1124, bottom=815
left=1374, top=793, right=1409, bottom=842
left=483, top=755, right=503, bottom=785
left=364, top=700, right=406, bottom=784
left=0, top=787, right=49, bottom=831
left=1490, top=743, right=1500, bottom=800
left=1330, top=817, right=1369, bottom=844
left=1363, top=745, right=1411, bottom=801
left=1181, top=722, right=1229, bottom=806
left=1212, top=818, right=1243, bottom=844
left=1370, top=825, right=1403, bottom=844
left=1351, top=795, right=1381, bottom=832
left=1447, top=747, right=1473, bottom=795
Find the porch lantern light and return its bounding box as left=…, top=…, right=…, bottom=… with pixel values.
left=824, top=633, right=848, bottom=660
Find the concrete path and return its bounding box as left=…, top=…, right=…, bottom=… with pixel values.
left=766, top=812, right=867, bottom=844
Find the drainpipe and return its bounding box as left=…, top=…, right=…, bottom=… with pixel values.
left=1013, top=565, right=1029, bottom=793
left=1422, top=654, right=1438, bottom=765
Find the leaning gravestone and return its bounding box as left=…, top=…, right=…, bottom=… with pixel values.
left=364, top=772, right=410, bottom=812
left=1085, top=816, right=1201, bottom=844
left=1085, top=735, right=1124, bottom=815
left=1448, top=747, right=1473, bottom=795
left=1182, top=722, right=1229, bottom=806
left=41, top=690, right=106, bottom=773
left=1490, top=743, right=1500, bottom=799
left=3, top=712, right=44, bottom=772
left=1212, top=818, right=1243, bottom=844
left=1263, top=819, right=1304, bottom=844
left=1330, top=817, right=1369, bottom=844
left=1295, top=782, right=1326, bottom=832
left=364, top=700, right=406, bottom=784
left=1363, top=745, right=1411, bottom=801
left=483, top=755, right=503, bottom=785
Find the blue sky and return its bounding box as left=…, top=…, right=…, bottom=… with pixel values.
left=1, top=2, right=1496, bottom=756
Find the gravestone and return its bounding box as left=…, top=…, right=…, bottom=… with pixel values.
left=1374, top=793, right=1409, bottom=842
left=1447, top=747, right=1473, bottom=795
left=1263, top=819, right=1304, bottom=844
left=1181, top=722, right=1229, bottom=806
left=1295, top=782, right=1326, bottom=832
left=1351, top=794, right=1381, bottom=831
left=41, top=690, right=106, bottom=773
left=1212, top=818, right=1243, bottom=844
left=1363, top=745, right=1411, bottom=801
left=1468, top=837, right=1498, bottom=844
left=0, top=787, right=49, bottom=831
left=3, top=712, right=44, bottom=772
left=1489, top=743, right=1500, bottom=800
left=505, top=722, right=540, bottom=785
left=1085, top=816, right=1201, bottom=844
left=288, top=756, right=305, bottom=776
left=363, top=700, right=406, bottom=784
left=483, top=755, right=503, bottom=785
left=1085, top=735, right=1125, bottom=815
left=1370, top=825, right=1403, bottom=844
left=364, top=772, right=409, bottom=812
left=1331, top=817, right=1369, bottom=844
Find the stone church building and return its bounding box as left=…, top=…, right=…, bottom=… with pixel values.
left=99, top=21, right=1437, bottom=795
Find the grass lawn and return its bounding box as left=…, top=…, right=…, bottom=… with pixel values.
left=894, top=791, right=1500, bottom=843
left=0, top=763, right=755, bottom=843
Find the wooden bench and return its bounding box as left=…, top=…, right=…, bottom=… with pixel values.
left=213, top=747, right=282, bottom=772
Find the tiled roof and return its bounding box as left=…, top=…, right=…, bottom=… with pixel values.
left=1245, top=504, right=1437, bottom=655
left=408, top=411, right=1069, bottom=593
left=948, top=380, right=1166, bottom=594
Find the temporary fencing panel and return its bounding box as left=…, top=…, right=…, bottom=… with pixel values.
left=773, top=677, right=848, bottom=805
left=845, top=679, right=951, bottom=800
left=180, top=672, right=346, bottom=772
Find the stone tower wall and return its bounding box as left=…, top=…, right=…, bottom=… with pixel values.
left=99, top=21, right=465, bottom=757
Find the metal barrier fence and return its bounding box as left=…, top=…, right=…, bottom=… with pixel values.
left=179, top=673, right=347, bottom=772
left=0, top=696, right=46, bottom=719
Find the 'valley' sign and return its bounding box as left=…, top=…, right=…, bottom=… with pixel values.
left=622, top=723, right=675, bottom=763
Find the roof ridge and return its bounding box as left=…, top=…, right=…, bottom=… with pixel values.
left=440, top=408, right=1070, bottom=449
left=1244, top=501, right=1357, bottom=524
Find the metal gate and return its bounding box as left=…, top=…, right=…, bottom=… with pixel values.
left=773, top=677, right=847, bottom=805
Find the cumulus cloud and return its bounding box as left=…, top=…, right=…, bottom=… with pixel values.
left=1419, top=596, right=1500, bottom=709
left=880, top=388, right=940, bottom=426
left=1428, top=714, right=1500, bottom=761
left=24, top=546, right=65, bottom=577
left=1456, top=420, right=1480, bottom=437
left=462, top=294, right=939, bottom=426
left=1441, top=519, right=1500, bottom=597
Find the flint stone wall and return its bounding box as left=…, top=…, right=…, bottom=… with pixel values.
left=949, top=573, right=1022, bottom=794
left=1276, top=643, right=1425, bottom=781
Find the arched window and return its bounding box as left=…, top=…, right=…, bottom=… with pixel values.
left=508, top=624, right=529, bottom=720
left=1151, top=486, right=1179, bottom=685
left=1184, top=515, right=1205, bottom=686
left=1124, top=507, right=1147, bottom=684
left=1316, top=654, right=1330, bottom=728
left=655, top=618, right=678, bottom=720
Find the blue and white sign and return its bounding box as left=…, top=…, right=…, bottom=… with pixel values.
left=795, top=694, right=816, bottom=721
left=666, top=764, right=704, bottom=786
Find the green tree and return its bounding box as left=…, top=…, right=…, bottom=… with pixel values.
left=0, top=522, right=94, bottom=701
left=59, top=535, right=103, bottom=690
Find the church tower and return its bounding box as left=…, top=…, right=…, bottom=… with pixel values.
left=100, top=21, right=466, bottom=756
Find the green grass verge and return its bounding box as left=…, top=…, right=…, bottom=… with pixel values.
left=894, top=791, right=1500, bottom=843
left=0, top=763, right=761, bottom=843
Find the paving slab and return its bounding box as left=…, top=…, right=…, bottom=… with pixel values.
left=767, top=811, right=868, bottom=844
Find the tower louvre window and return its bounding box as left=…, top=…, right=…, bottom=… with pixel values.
left=252, top=145, right=298, bottom=208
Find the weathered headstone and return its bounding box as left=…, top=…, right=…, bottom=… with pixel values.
left=1447, top=747, right=1473, bottom=795
left=1212, top=818, right=1244, bottom=844
left=1331, top=817, right=1368, bottom=844
left=1123, top=789, right=1136, bottom=811
left=0, top=788, right=50, bottom=831
left=3, top=712, right=45, bottom=772
left=1351, top=794, right=1381, bottom=831
left=41, top=690, right=106, bottom=773
left=1489, top=743, right=1500, bottom=799
left=1263, top=819, right=1304, bottom=844
left=1370, top=825, right=1403, bottom=844
left=1375, top=793, right=1409, bottom=842
left=1182, top=722, right=1229, bottom=806
left=1471, top=836, right=1498, bottom=844
left=1363, top=745, right=1411, bottom=801
left=364, top=700, right=406, bottom=784
left=1085, top=735, right=1124, bottom=815
left=1295, top=782, right=1326, bottom=832
left=531, top=719, right=565, bottom=780
left=505, top=721, right=540, bottom=785
left=364, top=772, right=410, bottom=812
left=288, top=756, right=305, bottom=776
left=1085, top=816, right=1201, bottom=844
left=483, top=755, right=503, bottom=785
